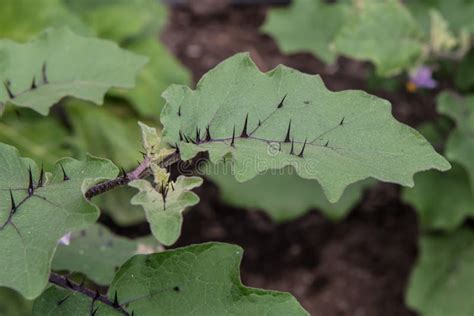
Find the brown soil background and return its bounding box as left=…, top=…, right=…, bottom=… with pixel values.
left=156, top=2, right=444, bottom=315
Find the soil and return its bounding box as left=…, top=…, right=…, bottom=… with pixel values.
left=156, top=2, right=438, bottom=315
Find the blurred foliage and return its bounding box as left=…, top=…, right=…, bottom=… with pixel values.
left=262, top=0, right=348, bottom=64
left=0, top=287, right=32, bottom=316
left=437, top=92, right=474, bottom=195
left=403, top=164, right=474, bottom=231
left=205, top=163, right=374, bottom=222
left=455, top=48, right=474, bottom=92
left=52, top=224, right=160, bottom=286
left=407, top=229, right=474, bottom=316
left=264, top=0, right=471, bottom=77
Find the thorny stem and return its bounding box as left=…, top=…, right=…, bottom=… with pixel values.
left=85, top=152, right=180, bottom=200
left=48, top=272, right=129, bottom=315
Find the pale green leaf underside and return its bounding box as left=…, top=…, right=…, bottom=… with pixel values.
left=334, top=0, right=423, bottom=76
left=0, top=27, right=147, bottom=115
left=0, top=143, right=118, bottom=299
left=161, top=53, right=449, bottom=202
left=33, top=286, right=119, bottom=316
left=129, top=176, right=203, bottom=246
left=406, top=230, right=474, bottom=316
left=52, top=224, right=158, bottom=286
left=109, top=243, right=308, bottom=315
left=262, top=0, right=348, bottom=64
left=205, top=163, right=374, bottom=222
left=402, top=164, right=474, bottom=231
left=437, top=92, right=474, bottom=195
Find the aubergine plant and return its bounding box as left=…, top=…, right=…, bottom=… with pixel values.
left=0, top=27, right=450, bottom=315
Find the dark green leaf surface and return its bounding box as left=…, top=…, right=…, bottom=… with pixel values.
left=109, top=243, right=308, bottom=315
left=161, top=53, right=450, bottom=202
left=33, top=286, right=120, bottom=316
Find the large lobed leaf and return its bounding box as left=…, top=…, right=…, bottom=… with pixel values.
left=161, top=53, right=449, bottom=202
left=406, top=229, right=474, bottom=316
left=0, top=143, right=118, bottom=299
left=0, top=27, right=147, bottom=115
left=34, top=243, right=307, bottom=315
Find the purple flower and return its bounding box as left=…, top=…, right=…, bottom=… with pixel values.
left=409, top=66, right=437, bottom=89
left=58, top=232, right=72, bottom=246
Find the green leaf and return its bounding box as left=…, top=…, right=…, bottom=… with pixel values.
left=33, top=243, right=307, bottom=315
left=120, top=39, right=192, bottom=116
left=129, top=176, right=203, bottom=246
left=63, top=0, right=166, bottom=43
left=52, top=224, right=159, bottom=286
left=406, top=229, right=474, bottom=316
left=0, top=287, right=32, bottom=316
left=96, top=186, right=146, bottom=227
left=109, top=243, right=308, bottom=315
left=402, top=164, right=474, bottom=230
left=0, top=0, right=89, bottom=41
left=33, top=286, right=120, bottom=316
left=262, top=0, right=349, bottom=64
left=0, top=143, right=118, bottom=299
left=63, top=0, right=191, bottom=116
left=205, top=163, right=374, bottom=222
left=161, top=53, right=450, bottom=202
left=67, top=101, right=142, bottom=169
left=0, top=109, right=70, bottom=167
left=0, top=27, right=147, bottom=115
left=437, top=92, right=474, bottom=194
left=455, top=48, right=474, bottom=92
left=334, top=0, right=423, bottom=76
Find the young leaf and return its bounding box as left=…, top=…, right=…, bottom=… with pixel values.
left=334, top=0, right=423, bottom=76
left=262, top=0, right=349, bottom=64
left=129, top=176, right=203, bottom=246
left=161, top=53, right=450, bottom=202
left=109, top=243, right=308, bottom=315
left=437, top=92, right=474, bottom=194
left=52, top=224, right=159, bottom=286
left=33, top=286, right=120, bottom=316
left=402, top=164, right=474, bottom=231
left=406, top=229, right=474, bottom=316
left=0, top=27, right=147, bottom=115
left=0, top=143, right=118, bottom=299
left=205, top=163, right=374, bottom=222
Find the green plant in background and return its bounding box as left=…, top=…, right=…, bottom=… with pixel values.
left=263, top=0, right=471, bottom=77
left=0, top=22, right=449, bottom=313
